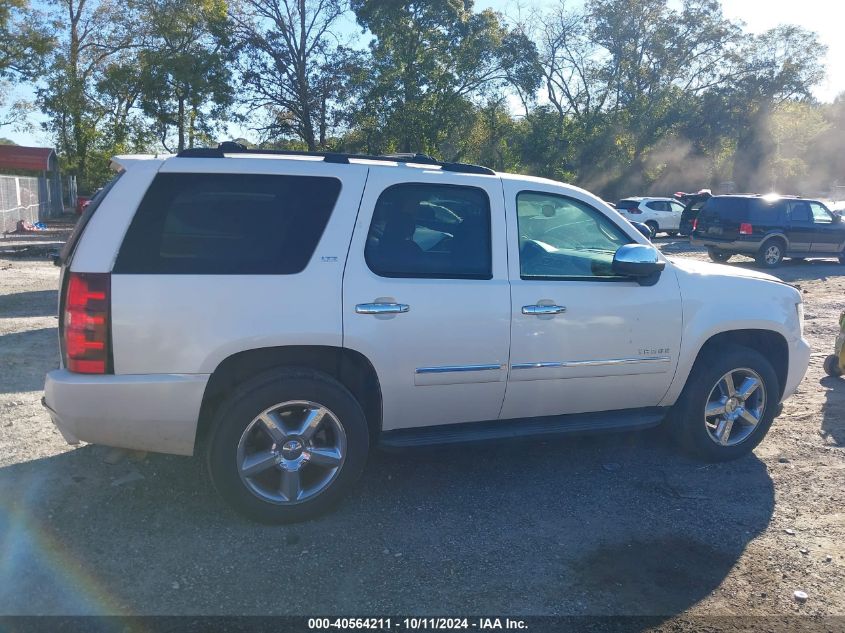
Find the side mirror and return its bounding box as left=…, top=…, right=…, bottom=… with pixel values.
left=833, top=212, right=841, bottom=223
left=630, top=221, right=652, bottom=240
left=612, top=244, right=665, bottom=286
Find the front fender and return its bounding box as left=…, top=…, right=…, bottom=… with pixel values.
left=659, top=262, right=801, bottom=406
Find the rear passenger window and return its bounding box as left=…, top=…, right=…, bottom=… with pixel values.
left=114, top=173, right=341, bottom=274
left=364, top=183, right=491, bottom=279
left=748, top=199, right=785, bottom=224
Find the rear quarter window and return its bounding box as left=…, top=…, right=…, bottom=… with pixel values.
left=698, top=197, right=749, bottom=221
left=615, top=200, right=639, bottom=210
left=748, top=200, right=786, bottom=225
left=114, top=173, right=341, bottom=274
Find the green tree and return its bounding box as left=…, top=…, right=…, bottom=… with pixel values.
left=39, top=0, right=137, bottom=191
left=233, top=0, right=356, bottom=150
left=135, top=0, right=234, bottom=152
left=350, top=0, right=540, bottom=156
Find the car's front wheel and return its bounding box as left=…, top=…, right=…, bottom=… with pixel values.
left=670, top=346, right=779, bottom=461
left=645, top=221, right=659, bottom=239
left=206, top=368, right=369, bottom=523
left=707, top=248, right=732, bottom=263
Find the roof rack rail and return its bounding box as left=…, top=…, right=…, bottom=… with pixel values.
left=176, top=142, right=496, bottom=176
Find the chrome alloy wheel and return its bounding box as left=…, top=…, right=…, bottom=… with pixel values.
left=704, top=368, right=766, bottom=447
left=764, top=244, right=781, bottom=265
left=236, top=400, right=347, bottom=504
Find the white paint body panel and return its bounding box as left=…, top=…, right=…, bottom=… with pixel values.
left=499, top=176, right=684, bottom=419
left=658, top=257, right=810, bottom=405
left=45, top=154, right=811, bottom=456
left=109, top=159, right=369, bottom=374
left=44, top=369, right=206, bottom=455
left=342, top=167, right=511, bottom=431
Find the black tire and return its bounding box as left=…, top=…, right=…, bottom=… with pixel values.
left=823, top=354, right=842, bottom=377
left=206, top=367, right=369, bottom=523
left=707, top=248, right=732, bottom=263
left=645, top=221, right=659, bottom=239
left=755, top=239, right=784, bottom=268
left=669, top=345, right=780, bottom=462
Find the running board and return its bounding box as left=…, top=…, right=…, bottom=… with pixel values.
left=379, top=407, right=667, bottom=449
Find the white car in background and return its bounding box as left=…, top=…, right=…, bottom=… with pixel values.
left=615, top=197, right=685, bottom=237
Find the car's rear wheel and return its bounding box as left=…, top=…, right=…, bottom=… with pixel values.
left=645, top=221, right=659, bottom=239
left=206, top=368, right=369, bottom=523
left=707, top=248, right=732, bottom=263
left=756, top=239, right=784, bottom=268
left=670, top=346, right=779, bottom=461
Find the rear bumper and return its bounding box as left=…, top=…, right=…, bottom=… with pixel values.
left=43, top=369, right=209, bottom=456
left=690, top=235, right=762, bottom=253
left=783, top=337, right=812, bottom=402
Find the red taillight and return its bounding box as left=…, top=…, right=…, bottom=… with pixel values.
left=740, top=223, right=753, bottom=235
left=692, top=218, right=698, bottom=231
left=63, top=272, right=110, bottom=374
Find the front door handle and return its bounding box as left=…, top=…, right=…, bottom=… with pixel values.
left=522, top=304, right=566, bottom=315
left=355, top=302, right=410, bottom=315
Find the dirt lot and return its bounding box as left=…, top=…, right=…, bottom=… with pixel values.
left=0, top=239, right=843, bottom=622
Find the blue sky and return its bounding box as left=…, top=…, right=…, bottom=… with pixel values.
left=3, top=0, right=842, bottom=147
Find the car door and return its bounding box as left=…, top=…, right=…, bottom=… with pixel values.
left=808, top=201, right=845, bottom=253
left=645, top=200, right=673, bottom=228
left=343, top=168, right=511, bottom=431
left=667, top=200, right=685, bottom=230
left=500, top=180, right=683, bottom=420
left=787, top=201, right=814, bottom=253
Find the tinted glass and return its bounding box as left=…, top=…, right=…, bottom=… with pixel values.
left=646, top=201, right=668, bottom=211
left=615, top=199, right=640, bottom=210
left=698, top=197, right=749, bottom=221
left=364, top=183, right=491, bottom=279
left=115, top=173, right=341, bottom=274
left=517, top=192, right=631, bottom=279
left=788, top=201, right=813, bottom=223
left=748, top=199, right=785, bottom=224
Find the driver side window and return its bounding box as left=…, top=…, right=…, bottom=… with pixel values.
left=517, top=191, right=632, bottom=280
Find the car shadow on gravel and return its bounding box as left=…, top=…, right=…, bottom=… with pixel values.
left=0, top=327, right=58, bottom=393
left=0, top=429, right=774, bottom=617
left=0, top=290, right=58, bottom=318
left=820, top=376, right=845, bottom=446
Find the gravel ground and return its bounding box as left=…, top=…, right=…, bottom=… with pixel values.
left=0, top=239, right=843, bottom=622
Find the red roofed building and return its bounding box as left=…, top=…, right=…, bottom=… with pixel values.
left=0, top=145, right=64, bottom=230
left=0, top=145, right=58, bottom=173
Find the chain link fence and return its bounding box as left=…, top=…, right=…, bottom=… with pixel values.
left=0, top=175, right=52, bottom=234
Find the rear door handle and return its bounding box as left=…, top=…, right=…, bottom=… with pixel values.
left=522, top=304, right=566, bottom=315
left=355, top=303, right=410, bottom=315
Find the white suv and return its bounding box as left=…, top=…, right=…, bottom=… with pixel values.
left=44, top=144, right=811, bottom=523
left=615, top=197, right=685, bottom=237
